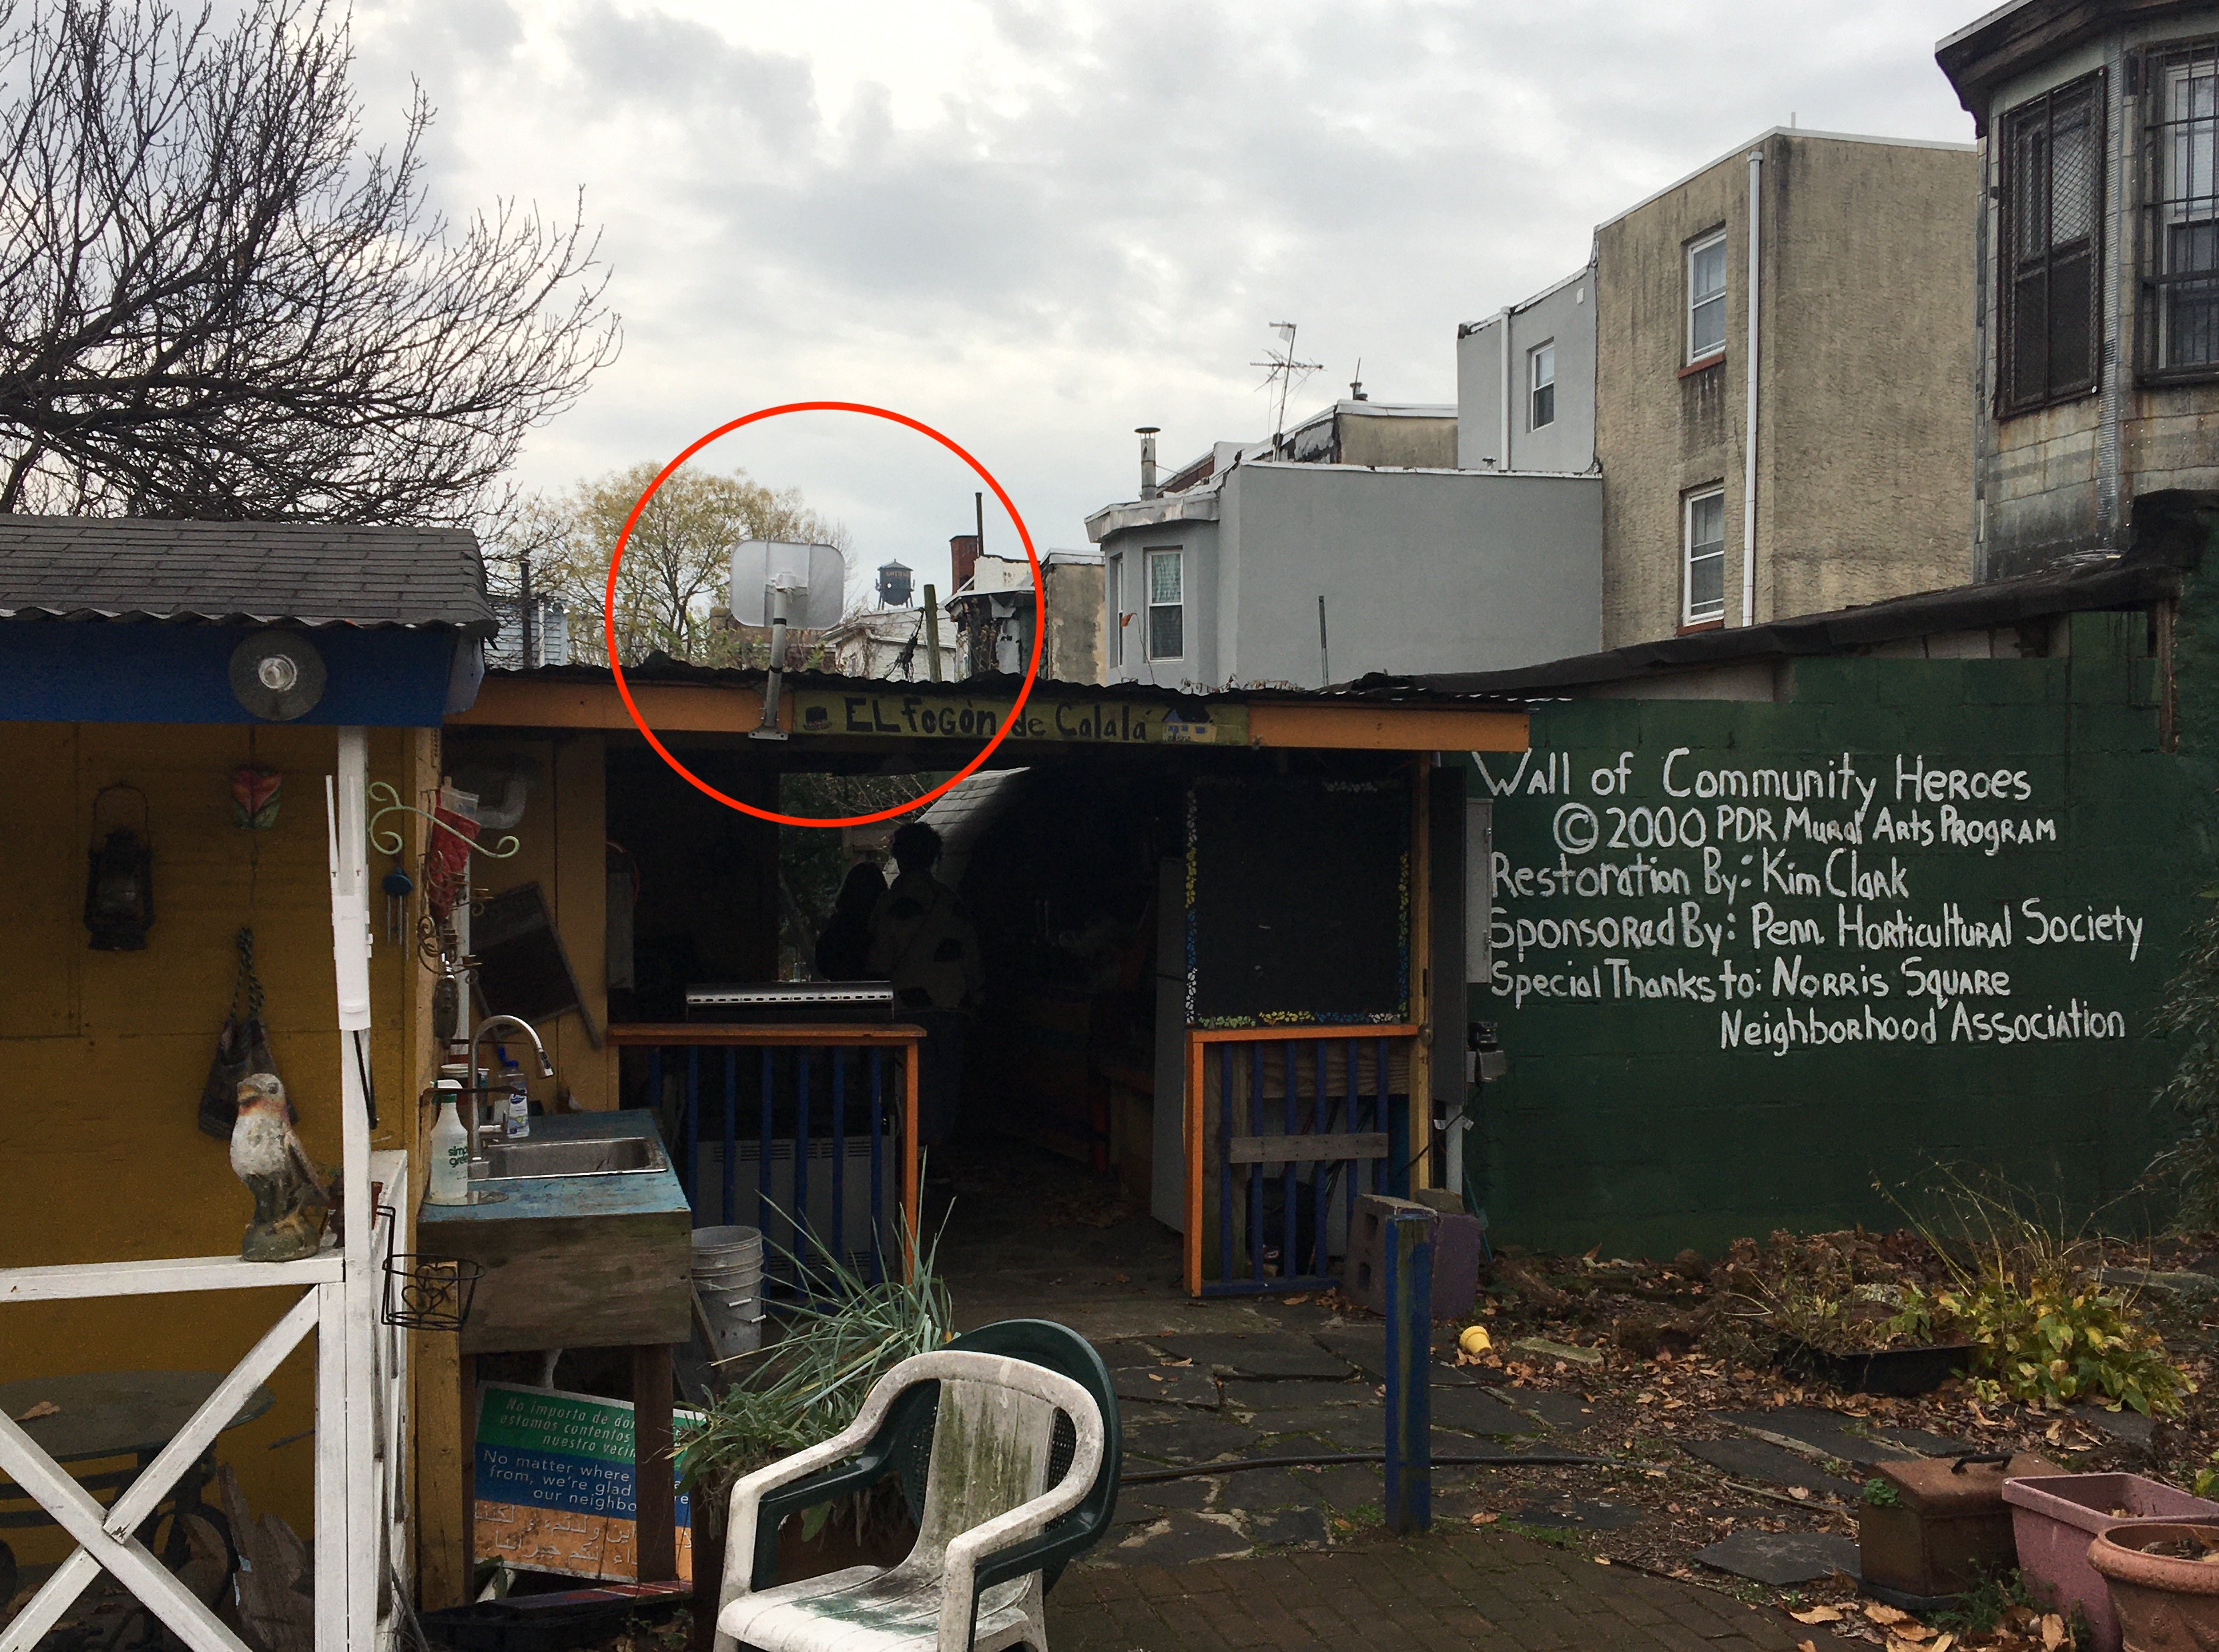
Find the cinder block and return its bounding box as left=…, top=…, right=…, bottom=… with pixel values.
left=1343, top=1192, right=1484, bottom=1318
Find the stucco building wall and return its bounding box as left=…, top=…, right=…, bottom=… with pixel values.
left=1594, top=131, right=1979, bottom=648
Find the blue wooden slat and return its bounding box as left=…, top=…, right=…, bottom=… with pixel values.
left=1248, top=1044, right=1264, bottom=1283
left=832, top=1047, right=848, bottom=1276
left=796, top=1048, right=813, bottom=1282
left=721, top=1048, right=737, bottom=1226
left=1383, top=1036, right=1409, bottom=1198
left=1216, top=1046, right=1233, bottom=1289
left=685, top=1046, right=701, bottom=1217
left=1374, top=1038, right=1389, bottom=1197
left=646, top=1048, right=663, bottom=1135
left=1280, top=1040, right=1296, bottom=1282
left=868, top=1049, right=886, bottom=1286
left=1311, top=1041, right=1329, bottom=1276
left=758, top=1048, right=774, bottom=1256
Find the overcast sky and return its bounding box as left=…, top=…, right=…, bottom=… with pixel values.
left=351, top=0, right=1983, bottom=600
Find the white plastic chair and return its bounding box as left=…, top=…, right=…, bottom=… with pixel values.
left=712, top=1349, right=1105, bottom=1652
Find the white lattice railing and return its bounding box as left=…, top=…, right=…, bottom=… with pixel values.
left=0, top=728, right=408, bottom=1652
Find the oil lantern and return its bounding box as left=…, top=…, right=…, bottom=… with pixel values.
left=84, top=783, right=153, bottom=951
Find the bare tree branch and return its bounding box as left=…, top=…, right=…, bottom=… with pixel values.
left=0, top=0, right=619, bottom=522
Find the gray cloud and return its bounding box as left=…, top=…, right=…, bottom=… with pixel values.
left=352, top=0, right=1981, bottom=584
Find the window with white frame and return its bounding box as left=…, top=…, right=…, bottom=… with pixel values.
left=2146, top=43, right=2219, bottom=374
left=1684, top=488, right=1726, bottom=624
left=1106, top=554, right=1124, bottom=666
left=1146, top=546, right=1184, bottom=661
left=1687, top=232, right=1727, bottom=363
left=1529, top=340, right=1556, bottom=429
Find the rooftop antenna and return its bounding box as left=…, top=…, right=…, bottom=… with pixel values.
left=1253, top=322, right=1323, bottom=453
left=1349, top=358, right=1367, bottom=402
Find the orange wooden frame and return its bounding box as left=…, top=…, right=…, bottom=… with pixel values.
left=1182, top=1023, right=1423, bottom=1296
left=606, top=1022, right=924, bottom=1277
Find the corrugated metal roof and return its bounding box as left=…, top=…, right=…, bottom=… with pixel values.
left=0, top=516, right=496, bottom=634
left=489, top=657, right=1524, bottom=707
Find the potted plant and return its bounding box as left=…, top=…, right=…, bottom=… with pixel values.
left=676, top=1228, right=952, bottom=1631
left=2088, top=1522, right=2219, bottom=1652
left=1714, top=1230, right=1972, bottom=1396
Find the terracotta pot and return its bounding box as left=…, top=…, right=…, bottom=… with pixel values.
left=2089, top=1523, right=2219, bottom=1652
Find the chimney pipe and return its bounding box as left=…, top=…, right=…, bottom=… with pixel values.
left=1137, top=426, right=1161, bottom=500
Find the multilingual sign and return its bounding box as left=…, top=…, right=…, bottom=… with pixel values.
left=473, top=1382, right=701, bottom=1583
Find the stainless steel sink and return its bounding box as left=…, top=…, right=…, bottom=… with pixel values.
left=475, top=1136, right=667, bottom=1180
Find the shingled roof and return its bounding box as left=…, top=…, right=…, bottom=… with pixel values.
left=0, top=516, right=496, bottom=634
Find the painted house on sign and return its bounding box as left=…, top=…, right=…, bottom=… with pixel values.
left=0, top=518, right=496, bottom=1652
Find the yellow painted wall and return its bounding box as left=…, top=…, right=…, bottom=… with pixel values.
left=0, top=720, right=431, bottom=1563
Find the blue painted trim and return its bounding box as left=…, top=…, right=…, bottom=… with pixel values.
left=0, top=621, right=460, bottom=725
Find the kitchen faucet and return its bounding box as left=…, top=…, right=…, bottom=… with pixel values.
left=466, top=1014, right=556, bottom=1170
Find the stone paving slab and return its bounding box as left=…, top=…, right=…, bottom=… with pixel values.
left=1694, top=1530, right=1861, bottom=1587
left=1221, top=1378, right=1373, bottom=1410
left=1434, top=1386, right=1546, bottom=1436
left=1311, top=1326, right=1486, bottom=1385
left=1680, top=1436, right=1864, bottom=1502
left=1154, top=1332, right=1355, bottom=1380
left=1123, top=1414, right=1265, bottom=1463
left=1053, top=1529, right=1865, bottom=1651
left=1713, top=1406, right=1924, bottom=1469
left=1114, top=1365, right=1223, bottom=1408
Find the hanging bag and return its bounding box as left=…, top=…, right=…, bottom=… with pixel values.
left=199, top=927, right=279, bottom=1140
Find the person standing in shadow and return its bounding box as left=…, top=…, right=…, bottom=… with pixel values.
left=815, top=861, right=886, bottom=981
left=867, top=823, right=982, bottom=1148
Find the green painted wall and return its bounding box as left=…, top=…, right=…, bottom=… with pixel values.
left=1464, top=581, right=2219, bottom=1256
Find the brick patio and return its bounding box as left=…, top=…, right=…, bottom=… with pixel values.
left=1050, top=1531, right=1863, bottom=1652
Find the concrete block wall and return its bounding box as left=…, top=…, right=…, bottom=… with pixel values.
left=1463, top=576, right=2214, bottom=1255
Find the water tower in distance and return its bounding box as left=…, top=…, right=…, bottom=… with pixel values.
left=876, top=558, right=914, bottom=608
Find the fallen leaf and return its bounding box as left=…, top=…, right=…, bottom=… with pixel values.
left=1899, top=1627, right=1935, bottom=1643
left=1791, top=1606, right=1843, bottom=1625
left=2045, top=1419, right=2066, bottom=1443
left=1594, top=1556, right=1610, bottom=1565
left=1470, top=1512, right=1499, bottom=1526
left=1931, top=1637, right=1955, bottom=1652
left=15, top=1400, right=59, bottom=1420
left=1788, top=1486, right=1811, bottom=1501
left=1865, top=1603, right=1911, bottom=1625
left=2040, top=1615, right=2066, bottom=1651
left=1798, top=1642, right=1819, bottom=1652
left=1283, top=1293, right=1311, bottom=1304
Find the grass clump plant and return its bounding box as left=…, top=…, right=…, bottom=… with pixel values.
left=676, top=1216, right=953, bottom=1541
left=1894, top=1172, right=2191, bottom=1417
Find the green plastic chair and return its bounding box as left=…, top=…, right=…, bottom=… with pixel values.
left=729, top=1318, right=1122, bottom=1603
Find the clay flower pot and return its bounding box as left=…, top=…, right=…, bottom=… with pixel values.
left=2089, top=1522, right=2219, bottom=1652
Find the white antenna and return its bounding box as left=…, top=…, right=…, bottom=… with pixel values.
left=1252, top=321, right=1323, bottom=452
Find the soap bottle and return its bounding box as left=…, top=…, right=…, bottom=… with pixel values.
left=501, top=1054, right=531, bottom=1140
left=426, top=1078, right=471, bottom=1204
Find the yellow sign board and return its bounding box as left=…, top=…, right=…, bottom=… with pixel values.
left=791, top=689, right=1249, bottom=747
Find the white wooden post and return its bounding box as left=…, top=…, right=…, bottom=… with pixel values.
left=328, top=728, right=378, bottom=1651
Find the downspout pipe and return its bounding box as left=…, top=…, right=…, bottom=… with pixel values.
left=1495, top=306, right=1513, bottom=470
left=1742, top=146, right=1763, bottom=629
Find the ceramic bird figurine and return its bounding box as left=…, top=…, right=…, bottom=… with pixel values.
left=230, top=1073, right=330, bottom=1262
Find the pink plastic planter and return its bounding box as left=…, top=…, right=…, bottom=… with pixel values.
left=2001, top=1474, right=2219, bottom=1652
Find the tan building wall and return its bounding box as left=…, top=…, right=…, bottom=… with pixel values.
left=1594, top=131, right=1979, bottom=647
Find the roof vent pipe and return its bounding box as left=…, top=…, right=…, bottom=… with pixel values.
left=1137, top=426, right=1161, bottom=500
